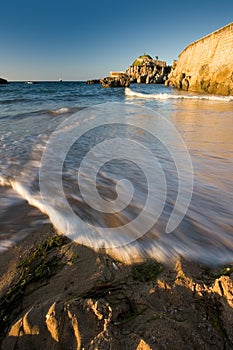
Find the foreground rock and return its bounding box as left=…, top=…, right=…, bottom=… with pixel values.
left=1, top=228, right=233, bottom=349
left=100, top=73, right=130, bottom=88
left=0, top=77, right=8, bottom=84
left=126, top=54, right=171, bottom=84
left=165, top=22, right=233, bottom=95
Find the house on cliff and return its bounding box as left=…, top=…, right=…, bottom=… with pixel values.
left=109, top=72, right=125, bottom=78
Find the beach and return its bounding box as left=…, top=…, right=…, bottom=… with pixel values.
left=1, top=226, right=233, bottom=349
left=1, top=82, right=233, bottom=348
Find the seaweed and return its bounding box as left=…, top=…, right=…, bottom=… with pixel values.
left=131, top=260, right=163, bottom=283
left=0, top=233, right=67, bottom=339
left=210, top=266, right=233, bottom=279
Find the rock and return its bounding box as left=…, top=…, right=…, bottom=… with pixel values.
left=1, top=229, right=233, bottom=349
left=182, top=77, right=189, bottom=91
left=100, top=74, right=130, bottom=88
left=86, top=79, right=100, bottom=84
left=0, top=77, right=8, bottom=84
left=156, top=74, right=166, bottom=84
left=130, top=77, right=137, bottom=83
left=125, top=54, right=170, bottom=85
left=88, top=54, right=170, bottom=88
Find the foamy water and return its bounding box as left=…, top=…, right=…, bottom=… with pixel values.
left=125, top=87, right=233, bottom=101
left=0, top=82, right=233, bottom=265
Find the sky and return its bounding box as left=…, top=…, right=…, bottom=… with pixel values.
left=1, top=0, right=233, bottom=81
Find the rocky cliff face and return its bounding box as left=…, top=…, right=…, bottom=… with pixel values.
left=165, top=23, right=233, bottom=95
left=97, top=55, right=170, bottom=88
left=126, top=54, right=170, bottom=84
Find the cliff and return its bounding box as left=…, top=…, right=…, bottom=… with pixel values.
left=165, top=22, right=233, bottom=95
left=126, top=54, right=170, bottom=84
left=96, top=54, right=170, bottom=87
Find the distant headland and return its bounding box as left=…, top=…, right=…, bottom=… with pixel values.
left=0, top=77, right=8, bottom=84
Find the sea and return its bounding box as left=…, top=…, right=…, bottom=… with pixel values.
left=0, top=81, right=233, bottom=265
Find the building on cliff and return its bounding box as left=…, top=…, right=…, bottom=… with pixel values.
left=109, top=71, right=125, bottom=78
left=165, top=22, right=233, bottom=96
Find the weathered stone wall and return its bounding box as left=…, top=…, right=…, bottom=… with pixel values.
left=166, top=22, right=233, bottom=95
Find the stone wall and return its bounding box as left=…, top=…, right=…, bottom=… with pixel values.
left=165, top=22, right=233, bottom=95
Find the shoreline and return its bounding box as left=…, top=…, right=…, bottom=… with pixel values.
left=1, top=81, right=233, bottom=348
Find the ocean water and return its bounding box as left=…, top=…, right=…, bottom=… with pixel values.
left=0, top=81, right=233, bottom=265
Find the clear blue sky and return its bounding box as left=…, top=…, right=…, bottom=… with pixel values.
left=1, top=0, right=233, bottom=81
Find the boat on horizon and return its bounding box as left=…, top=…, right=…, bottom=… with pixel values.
left=26, top=81, right=38, bottom=84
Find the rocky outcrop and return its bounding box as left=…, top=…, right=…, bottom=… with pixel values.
left=100, top=74, right=130, bottom=88
left=86, top=79, right=100, bottom=84
left=0, top=77, right=8, bottom=84
left=126, top=54, right=171, bottom=84
left=2, top=230, right=233, bottom=349
left=89, top=54, right=170, bottom=88
left=165, top=22, right=233, bottom=95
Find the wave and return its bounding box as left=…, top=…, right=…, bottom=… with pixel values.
left=0, top=98, right=36, bottom=104
left=49, top=106, right=83, bottom=115
left=0, top=176, right=11, bottom=187
left=0, top=106, right=83, bottom=121
left=125, top=87, right=233, bottom=102
left=1, top=150, right=233, bottom=266
left=13, top=106, right=82, bottom=118
left=1, top=103, right=233, bottom=265
left=50, top=107, right=72, bottom=115
left=2, top=173, right=233, bottom=265
left=0, top=109, right=53, bottom=121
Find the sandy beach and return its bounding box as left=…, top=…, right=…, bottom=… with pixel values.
left=1, top=224, right=233, bottom=350
left=0, top=81, right=233, bottom=350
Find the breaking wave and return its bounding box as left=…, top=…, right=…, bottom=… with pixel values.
left=125, top=87, right=233, bottom=102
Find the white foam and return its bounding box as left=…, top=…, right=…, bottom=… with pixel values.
left=0, top=240, right=15, bottom=253
left=11, top=180, right=47, bottom=216
left=0, top=176, right=11, bottom=187
left=125, top=87, right=233, bottom=102
left=51, top=107, right=71, bottom=115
